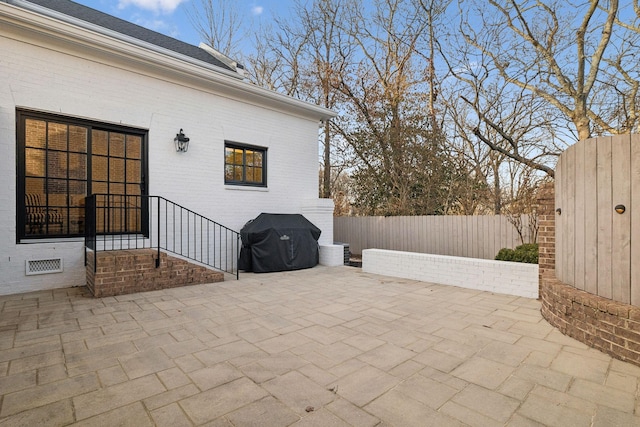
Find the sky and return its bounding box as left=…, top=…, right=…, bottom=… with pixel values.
left=72, top=0, right=289, bottom=50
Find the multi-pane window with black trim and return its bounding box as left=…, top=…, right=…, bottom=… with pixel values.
left=16, top=110, right=148, bottom=240
left=224, top=142, right=267, bottom=186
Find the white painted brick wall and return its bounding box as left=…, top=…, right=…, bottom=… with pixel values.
left=362, top=249, right=539, bottom=299
left=0, top=29, right=332, bottom=295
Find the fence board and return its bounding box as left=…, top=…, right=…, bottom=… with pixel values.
left=556, top=155, right=564, bottom=283
left=334, top=214, right=532, bottom=260
left=555, top=156, right=567, bottom=280
left=475, top=216, right=482, bottom=258
left=632, top=136, right=640, bottom=306
left=597, top=137, right=613, bottom=299
left=612, top=135, right=631, bottom=304
left=574, top=141, right=586, bottom=290
left=469, top=216, right=475, bottom=257
left=564, top=144, right=576, bottom=286
left=584, top=138, right=598, bottom=295
left=494, top=216, right=502, bottom=259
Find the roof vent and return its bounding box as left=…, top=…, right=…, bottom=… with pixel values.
left=198, top=43, right=245, bottom=78
left=26, top=258, right=63, bottom=275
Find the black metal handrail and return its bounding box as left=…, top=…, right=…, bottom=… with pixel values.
left=84, top=194, right=240, bottom=279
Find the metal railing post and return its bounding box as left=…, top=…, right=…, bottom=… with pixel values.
left=156, top=196, right=161, bottom=268
left=236, top=233, right=240, bottom=280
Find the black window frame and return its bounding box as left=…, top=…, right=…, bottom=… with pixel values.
left=224, top=141, right=267, bottom=187
left=16, top=109, right=149, bottom=241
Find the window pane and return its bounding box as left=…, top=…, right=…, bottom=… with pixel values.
left=25, top=181, right=46, bottom=236
left=246, top=150, right=255, bottom=167
left=126, top=204, right=141, bottom=233
left=25, top=119, right=46, bottom=148
left=92, top=130, right=108, bottom=155
left=110, top=133, right=125, bottom=157
left=69, top=153, right=87, bottom=180
left=25, top=148, right=46, bottom=177
left=110, top=158, right=125, bottom=183
left=126, top=135, right=141, bottom=159
left=247, top=167, right=263, bottom=183
left=69, top=126, right=87, bottom=153
left=25, top=177, right=45, bottom=198
left=69, top=181, right=87, bottom=208
left=92, top=156, right=108, bottom=181
left=245, top=167, right=255, bottom=183
left=126, top=184, right=141, bottom=196
left=225, top=165, right=234, bottom=181
left=254, top=152, right=263, bottom=165
left=233, top=149, right=243, bottom=165
left=54, top=209, right=68, bottom=235
left=126, top=160, right=141, bottom=183
left=234, top=166, right=243, bottom=181
left=48, top=123, right=67, bottom=151
left=92, top=182, right=108, bottom=195
left=225, top=147, right=234, bottom=164
left=110, top=183, right=125, bottom=195
left=47, top=151, right=67, bottom=179
left=69, top=208, right=84, bottom=234
left=46, top=180, right=67, bottom=200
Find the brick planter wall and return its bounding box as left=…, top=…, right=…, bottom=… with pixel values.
left=86, top=249, right=224, bottom=297
left=538, top=183, right=640, bottom=366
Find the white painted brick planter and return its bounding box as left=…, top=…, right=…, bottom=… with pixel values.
left=362, top=249, right=538, bottom=299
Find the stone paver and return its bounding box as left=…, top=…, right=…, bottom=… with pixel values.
left=1, top=266, right=640, bottom=426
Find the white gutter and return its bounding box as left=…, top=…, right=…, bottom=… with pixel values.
left=1, top=0, right=337, bottom=120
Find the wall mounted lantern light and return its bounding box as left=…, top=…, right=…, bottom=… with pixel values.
left=556, top=208, right=561, bottom=215
left=174, top=129, right=190, bottom=153
left=615, top=204, right=626, bottom=214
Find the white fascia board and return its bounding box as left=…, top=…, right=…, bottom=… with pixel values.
left=0, top=1, right=337, bottom=121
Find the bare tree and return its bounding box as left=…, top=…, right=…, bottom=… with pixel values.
left=599, top=1, right=640, bottom=134
left=245, top=0, right=354, bottom=200
left=244, top=19, right=308, bottom=97
left=437, top=1, right=603, bottom=179
left=186, top=0, right=244, bottom=59
left=436, top=0, right=629, bottom=180
left=296, top=0, right=354, bottom=198
left=463, top=0, right=619, bottom=141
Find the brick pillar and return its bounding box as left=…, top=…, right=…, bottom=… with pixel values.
left=536, top=182, right=555, bottom=294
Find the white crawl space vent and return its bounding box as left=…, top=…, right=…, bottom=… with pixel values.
left=26, top=258, right=63, bottom=275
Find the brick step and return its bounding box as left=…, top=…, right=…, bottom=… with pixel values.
left=86, top=249, right=224, bottom=297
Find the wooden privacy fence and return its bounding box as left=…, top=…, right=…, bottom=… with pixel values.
left=334, top=215, right=533, bottom=260
left=555, top=134, right=640, bottom=306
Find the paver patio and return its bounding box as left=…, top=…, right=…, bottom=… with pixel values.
left=1, top=265, right=639, bottom=426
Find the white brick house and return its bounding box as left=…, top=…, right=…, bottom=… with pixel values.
left=0, top=0, right=340, bottom=295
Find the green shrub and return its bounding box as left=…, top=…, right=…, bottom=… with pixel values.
left=495, top=243, right=538, bottom=264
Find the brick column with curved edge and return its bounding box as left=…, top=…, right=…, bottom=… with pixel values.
left=538, top=183, right=640, bottom=366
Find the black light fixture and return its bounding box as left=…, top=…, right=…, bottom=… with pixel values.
left=615, top=204, right=626, bottom=214
left=174, top=129, right=190, bottom=152
left=556, top=208, right=561, bottom=215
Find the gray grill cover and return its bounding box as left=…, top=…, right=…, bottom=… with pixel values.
left=238, top=213, right=321, bottom=273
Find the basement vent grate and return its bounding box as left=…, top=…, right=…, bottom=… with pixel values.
left=26, top=258, right=63, bottom=275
